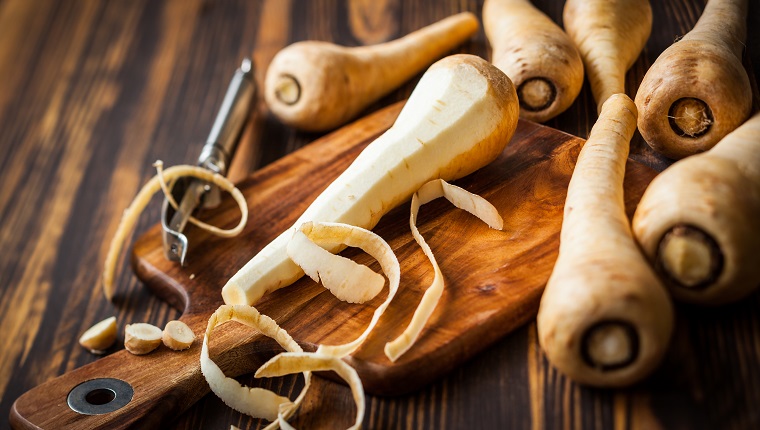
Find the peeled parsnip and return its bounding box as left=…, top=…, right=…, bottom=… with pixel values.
left=483, top=0, right=584, bottom=122
left=633, top=113, right=760, bottom=305
left=635, top=0, right=751, bottom=159
left=223, top=54, right=519, bottom=306
left=537, top=95, right=674, bottom=387
left=265, top=12, right=479, bottom=132
left=563, top=0, right=652, bottom=112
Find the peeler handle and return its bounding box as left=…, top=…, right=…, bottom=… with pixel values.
left=198, top=58, right=256, bottom=176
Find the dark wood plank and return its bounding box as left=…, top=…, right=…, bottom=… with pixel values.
left=1, top=0, right=759, bottom=429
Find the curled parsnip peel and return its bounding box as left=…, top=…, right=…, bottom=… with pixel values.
left=79, top=316, right=118, bottom=354
left=102, top=161, right=248, bottom=300
left=288, top=221, right=400, bottom=359
left=223, top=54, right=519, bottom=307
left=256, top=352, right=365, bottom=430
left=200, top=305, right=310, bottom=425
left=385, top=179, right=503, bottom=361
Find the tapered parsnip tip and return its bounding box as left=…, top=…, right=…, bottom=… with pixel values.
left=657, top=225, right=722, bottom=289
left=162, top=320, right=196, bottom=351
left=79, top=316, right=118, bottom=354
left=124, top=323, right=163, bottom=355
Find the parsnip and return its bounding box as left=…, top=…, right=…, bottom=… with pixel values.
left=633, top=113, right=760, bottom=305
left=162, top=320, right=195, bottom=351
left=223, top=54, right=519, bottom=306
left=483, top=0, right=584, bottom=122
left=563, top=0, right=652, bottom=112
left=124, top=323, right=163, bottom=355
left=635, top=0, right=751, bottom=159
left=265, top=13, right=479, bottom=132
left=79, top=316, right=118, bottom=354
left=537, top=95, right=674, bottom=387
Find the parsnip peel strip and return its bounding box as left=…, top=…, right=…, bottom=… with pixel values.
left=200, top=305, right=311, bottom=425
left=385, top=179, right=503, bottom=361
left=102, top=161, right=248, bottom=300
left=287, top=229, right=384, bottom=304
left=289, top=221, right=400, bottom=359
left=256, top=352, right=365, bottom=430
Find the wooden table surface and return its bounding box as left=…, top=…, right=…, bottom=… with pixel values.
left=2, top=0, right=759, bottom=429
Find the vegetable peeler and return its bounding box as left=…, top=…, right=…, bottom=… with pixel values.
left=161, top=58, right=255, bottom=265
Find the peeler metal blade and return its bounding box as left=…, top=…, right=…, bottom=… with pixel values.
left=161, top=58, right=255, bottom=265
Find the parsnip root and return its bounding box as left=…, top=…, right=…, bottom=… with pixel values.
left=79, top=316, right=118, bottom=354
left=124, top=323, right=163, bottom=355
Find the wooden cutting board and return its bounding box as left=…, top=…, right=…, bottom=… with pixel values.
left=11, top=101, right=657, bottom=429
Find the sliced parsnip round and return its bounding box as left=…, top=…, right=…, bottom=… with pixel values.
left=256, top=352, right=364, bottom=430
left=79, top=316, right=118, bottom=354
left=162, top=320, right=196, bottom=351
left=124, top=323, right=163, bottom=355
left=102, top=161, right=248, bottom=300
left=288, top=221, right=400, bottom=359
left=385, top=179, right=503, bottom=361
left=200, top=305, right=311, bottom=424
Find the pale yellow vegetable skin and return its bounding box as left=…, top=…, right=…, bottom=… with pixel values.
left=635, top=0, right=751, bottom=159
left=79, top=316, right=118, bottom=354
left=265, top=12, right=479, bottom=132
left=633, top=113, right=760, bottom=305
left=483, top=0, right=584, bottom=122
left=537, top=94, right=674, bottom=387
left=223, top=54, right=519, bottom=307
left=563, top=0, right=652, bottom=112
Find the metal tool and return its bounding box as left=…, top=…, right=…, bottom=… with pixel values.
left=161, top=58, right=256, bottom=264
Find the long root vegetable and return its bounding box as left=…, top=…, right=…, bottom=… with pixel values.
left=563, top=0, right=652, bottom=112
left=537, top=94, right=674, bottom=387
left=632, top=113, right=760, bottom=305
left=264, top=12, right=479, bottom=132
left=635, top=0, right=751, bottom=159
left=483, top=0, right=584, bottom=122
left=223, top=54, right=519, bottom=306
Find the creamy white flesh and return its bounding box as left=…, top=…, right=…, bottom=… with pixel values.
left=223, top=57, right=512, bottom=306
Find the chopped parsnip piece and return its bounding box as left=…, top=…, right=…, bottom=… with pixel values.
left=124, top=323, right=163, bottom=355
left=102, top=161, right=248, bottom=300
left=385, top=179, right=503, bottom=361
left=79, top=316, right=118, bottom=354
left=162, top=320, right=195, bottom=351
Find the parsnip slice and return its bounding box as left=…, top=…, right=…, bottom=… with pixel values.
left=200, top=305, right=311, bottom=425
left=124, top=323, right=163, bottom=355
left=385, top=179, right=503, bottom=361
left=162, top=320, right=195, bottom=351
left=102, top=161, right=248, bottom=300
left=287, top=221, right=400, bottom=358
left=79, top=316, right=118, bottom=354
left=256, top=352, right=364, bottom=430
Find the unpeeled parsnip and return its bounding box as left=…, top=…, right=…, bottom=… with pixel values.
left=537, top=95, right=673, bottom=387
left=265, top=12, right=479, bottom=132
left=632, top=113, right=760, bottom=305
left=224, top=55, right=519, bottom=307
left=483, top=0, right=584, bottom=122
left=563, top=0, right=652, bottom=113
left=635, top=0, right=751, bottom=159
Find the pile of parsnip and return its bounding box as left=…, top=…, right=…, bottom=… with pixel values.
left=95, top=0, right=759, bottom=428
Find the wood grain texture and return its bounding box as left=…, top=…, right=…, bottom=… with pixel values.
left=1, top=0, right=759, bottom=429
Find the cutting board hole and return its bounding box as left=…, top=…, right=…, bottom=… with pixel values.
left=67, top=378, right=134, bottom=415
